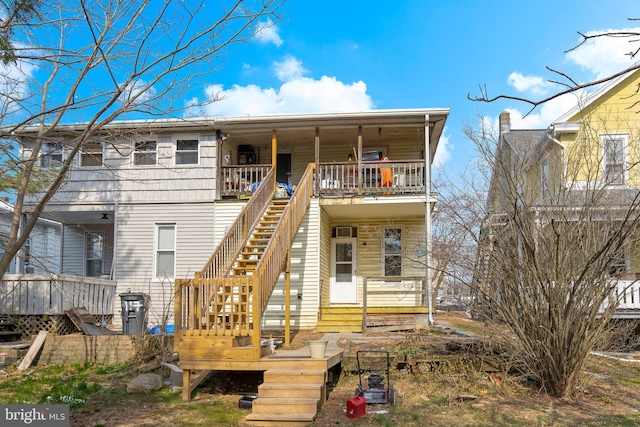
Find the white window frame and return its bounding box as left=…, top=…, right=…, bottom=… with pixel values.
left=601, top=134, right=627, bottom=186
left=40, top=142, right=63, bottom=169
left=84, top=231, right=104, bottom=277
left=133, top=140, right=157, bottom=166
left=80, top=142, right=104, bottom=167
left=174, top=137, right=200, bottom=166
left=382, top=227, right=403, bottom=277
left=154, top=223, right=176, bottom=280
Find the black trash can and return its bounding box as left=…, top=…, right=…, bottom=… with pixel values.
left=120, top=292, right=149, bottom=335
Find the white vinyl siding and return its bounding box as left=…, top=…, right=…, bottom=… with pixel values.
left=114, top=202, right=215, bottom=327
left=63, top=224, right=113, bottom=277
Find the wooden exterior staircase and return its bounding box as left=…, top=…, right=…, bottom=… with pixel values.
left=245, top=369, right=326, bottom=427
left=316, top=307, right=363, bottom=332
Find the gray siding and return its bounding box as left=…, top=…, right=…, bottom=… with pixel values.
left=28, top=133, right=218, bottom=206
left=113, top=202, right=216, bottom=327
left=62, top=223, right=114, bottom=277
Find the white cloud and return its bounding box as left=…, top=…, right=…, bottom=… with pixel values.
left=254, top=18, right=283, bottom=47
left=508, top=72, right=552, bottom=95
left=196, top=56, right=374, bottom=116
left=566, top=27, right=640, bottom=79
left=433, top=130, right=451, bottom=168
left=273, top=56, right=307, bottom=82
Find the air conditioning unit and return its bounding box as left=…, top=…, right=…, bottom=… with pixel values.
left=336, top=226, right=353, bottom=238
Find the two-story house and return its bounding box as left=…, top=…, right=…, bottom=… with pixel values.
left=479, top=67, right=640, bottom=318
left=14, top=109, right=448, bottom=343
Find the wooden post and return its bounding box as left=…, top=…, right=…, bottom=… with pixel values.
left=216, top=130, right=222, bottom=199
left=272, top=129, right=277, bottom=191
left=357, top=126, right=363, bottom=195
left=362, top=277, right=368, bottom=332
left=285, top=251, right=291, bottom=347
left=314, top=127, right=320, bottom=196
left=174, top=279, right=182, bottom=352
left=182, top=369, right=191, bottom=401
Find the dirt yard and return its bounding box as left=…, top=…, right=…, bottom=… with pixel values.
left=2, top=312, right=640, bottom=426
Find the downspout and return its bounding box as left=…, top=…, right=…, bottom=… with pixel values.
left=425, top=115, right=433, bottom=325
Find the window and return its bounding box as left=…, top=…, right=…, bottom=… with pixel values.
left=85, top=232, right=104, bottom=277
left=541, top=156, right=549, bottom=199
left=384, top=227, right=402, bottom=276
left=41, top=143, right=63, bottom=168
left=155, top=224, right=175, bottom=278
left=133, top=141, right=157, bottom=166
left=81, top=142, right=104, bottom=167
left=602, top=135, right=626, bottom=185
left=23, top=238, right=33, bottom=274
left=175, top=139, right=199, bottom=165
left=609, top=247, right=628, bottom=277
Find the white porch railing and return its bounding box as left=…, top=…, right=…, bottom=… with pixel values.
left=0, top=274, right=116, bottom=316
left=615, top=280, right=640, bottom=311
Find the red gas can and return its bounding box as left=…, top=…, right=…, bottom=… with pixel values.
left=346, top=395, right=366, bottom=418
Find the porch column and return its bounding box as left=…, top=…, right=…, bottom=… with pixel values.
left=424, top=115, right=433, bottom=325
left=357, top=126, right=362, bottom=195
left=215, top=130, right=223, bottom=199
left=314, top=127, right=320, bottom=196
left=271, top=129, right=277, bottom=191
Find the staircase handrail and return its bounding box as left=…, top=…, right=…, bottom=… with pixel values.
left=253, top=163, right=315, bottom=319
left=200, top=167, right=276, bottom=279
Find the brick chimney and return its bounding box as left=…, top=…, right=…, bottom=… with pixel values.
left=499, top=111, right=511, bottom=134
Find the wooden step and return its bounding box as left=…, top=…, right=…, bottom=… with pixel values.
left=251, top=397, right=319, bottom=415
left=316, top=320, right=362, bottom=333
left=244, top=413, right=315, bottom=427
left=257, top=382, right=323, bottom=399
left=263, top=369, right=326, bottom=384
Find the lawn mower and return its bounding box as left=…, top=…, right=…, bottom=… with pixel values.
left=354, top=350, right=395, bottom=405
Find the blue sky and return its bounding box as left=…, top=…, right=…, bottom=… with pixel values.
left=189, top=0, right=639, bottom=174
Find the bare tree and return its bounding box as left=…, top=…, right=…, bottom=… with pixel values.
left=443, top=114, right=640, bottom=398
left=469, top=19, right=640, bottom=116
left=0, top=0, right=284, bottom=280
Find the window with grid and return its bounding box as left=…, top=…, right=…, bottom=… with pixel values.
left=41, top=143, right=63, bottom=168
left=85, top=232, right=104, bottom=277
left=602, top=136, right=626, bottom=185
left=176, top=139, right=199, bottom=165
left=155, top=224, right=175, bottom=279
left=133, top=141, right=157, bottom=166
left=81, top=142, right=104, bottom=167
left=384, top=227, right=402, bottom=276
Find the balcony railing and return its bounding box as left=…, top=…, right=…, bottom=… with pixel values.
left=221, top=165, right=272, bottom=198
left=317, top=160, right=426, bottom=196
left=0, top=274, right=116, bottom=316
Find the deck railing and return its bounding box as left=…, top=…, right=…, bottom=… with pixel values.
left=362, top=276, right=427, bottom=330
left=221, top=165, right=272, bottom=198
left=317, top=160, right=425, bottom=196
left=0, top=274, right=116, bottom=316
left=614, top=280, right=640, bottom=311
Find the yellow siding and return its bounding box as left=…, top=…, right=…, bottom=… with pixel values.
left=327, top=217, right=426, bottom=307
left=319, top=207, right=332, bottom=308
left=561, top=70, right=640, bottom=185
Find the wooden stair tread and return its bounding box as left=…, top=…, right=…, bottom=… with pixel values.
left=245, top=413, right=315, bottom=421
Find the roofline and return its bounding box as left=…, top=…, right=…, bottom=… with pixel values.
left=554, top=66, right=640, bottom=124
left=16, top=108, right=450, bottom=133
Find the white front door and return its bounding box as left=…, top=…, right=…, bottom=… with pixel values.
left=330, top=238, right=358, bottom=303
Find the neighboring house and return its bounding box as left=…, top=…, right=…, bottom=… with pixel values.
left=478, top=68, right=640, bottom=317
left=0, top=199, right=62, bottom=275
left=13, top=109, right=448, bottom=340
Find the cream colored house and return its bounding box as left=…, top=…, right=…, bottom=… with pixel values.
left=14, top=109, right=448, bottom=340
